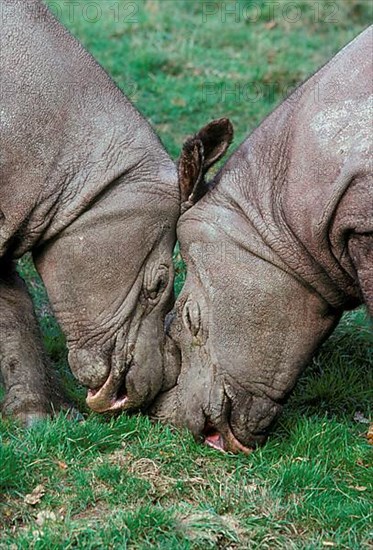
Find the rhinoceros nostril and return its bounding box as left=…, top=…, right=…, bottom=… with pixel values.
left=182, top=300, right=201, bottom=336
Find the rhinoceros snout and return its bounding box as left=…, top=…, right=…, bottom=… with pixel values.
left=68, top=348, right=131, bottom=413
left=68, top=349, right=110, bottom=390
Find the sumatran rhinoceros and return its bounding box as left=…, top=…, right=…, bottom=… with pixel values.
left=152, top=27, right=373, bottom=452
left=0, top=0, right=230, bottom=424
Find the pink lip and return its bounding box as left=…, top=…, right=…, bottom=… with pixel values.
left=204, top=431, right=226, bottom=451
left=204, top=426, right=253, bottom=455
left=86, top=372, right=129, bottom=413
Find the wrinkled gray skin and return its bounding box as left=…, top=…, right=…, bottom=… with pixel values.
left=152, top=27, right=373, bottom=453
left=0, top=0, right=180, bottom=423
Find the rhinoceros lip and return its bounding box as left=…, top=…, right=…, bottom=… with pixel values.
left=86, top=371, right=129, bottom=413
left=203, top=422, right=253, bottom=455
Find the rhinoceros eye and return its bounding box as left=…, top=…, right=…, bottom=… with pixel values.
left=144, top=264, right=169, bottom=304
left=182, top=299, right=201, bottom=337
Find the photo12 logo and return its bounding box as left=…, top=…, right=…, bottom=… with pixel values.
left=1, top=1, right=140, bottom=24
left=201, top=79, right=346, bottom=105
left=201, top=1, right=340, bottom=24
left=46, top=1, right=139, bottom=24
left=201, top=81, right=303, bottom=104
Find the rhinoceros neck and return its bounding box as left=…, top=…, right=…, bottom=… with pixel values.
left=213, top=29, right=372, bottom=310
left=0, top=0, right=178, bottom=258
left=26, top=115, right=178, bottom=251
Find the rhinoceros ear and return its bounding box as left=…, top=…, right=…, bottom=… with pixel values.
left=194, top=117, right=234, bottom=172
left=179, top=138, right=205, bottom=210
left=179, top=118, right=233, bottom=212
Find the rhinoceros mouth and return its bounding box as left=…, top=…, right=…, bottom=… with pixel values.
left=86, top=371, right=129, bottom=413
left=203, top=422, right=253, bottom=455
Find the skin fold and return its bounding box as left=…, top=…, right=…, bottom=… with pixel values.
left=152, top=26, right=373, bottom=452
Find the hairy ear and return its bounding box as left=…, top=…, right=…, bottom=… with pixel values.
left=178, top=118, right=233, bottom=213
left=195, top=117, right=234, bottom=172
left=179, top=138, right=204, bottom=207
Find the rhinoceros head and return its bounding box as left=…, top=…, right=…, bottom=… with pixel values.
left=152, top=121, right=340, bottom=452
left=34, top=155, right=179, bottom=413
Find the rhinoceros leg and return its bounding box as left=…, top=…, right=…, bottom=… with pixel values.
left=0, top=263, right=56, bottom=425
left=349, top=234, right=373, bottom=316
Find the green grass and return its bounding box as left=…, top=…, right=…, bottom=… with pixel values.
left=1, top=1, right=373, bottom=548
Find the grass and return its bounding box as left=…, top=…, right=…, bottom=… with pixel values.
left=1, top=1, right=373, bottom=548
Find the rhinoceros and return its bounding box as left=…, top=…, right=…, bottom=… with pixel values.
left=152, top=27, right=373, bottom=452
left=0, top=0, right=185, bottom=424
